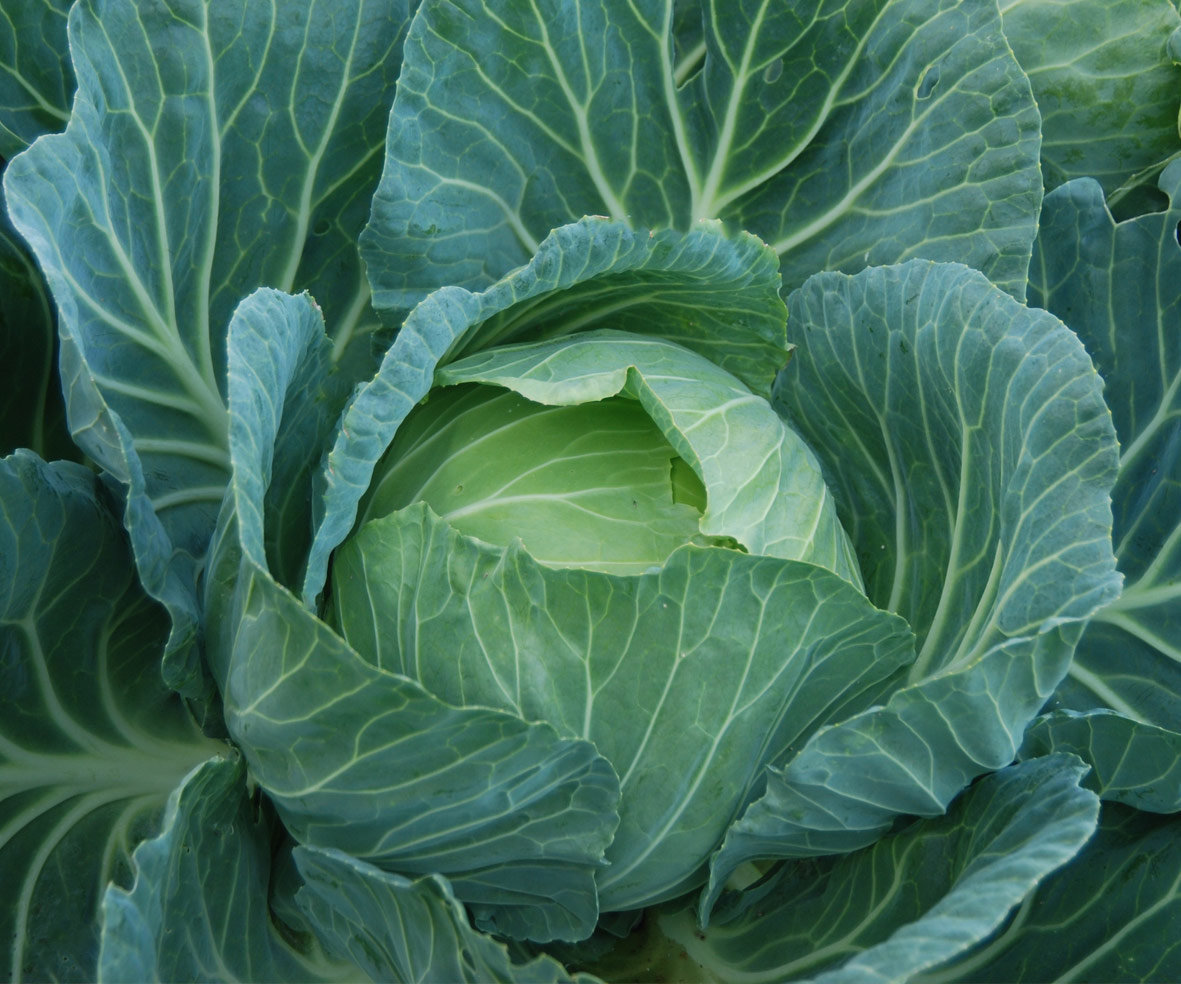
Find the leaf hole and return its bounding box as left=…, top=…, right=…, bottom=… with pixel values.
left=313, top=217, right=331, bottom=236
left=916, top=66, right=939, bottom=100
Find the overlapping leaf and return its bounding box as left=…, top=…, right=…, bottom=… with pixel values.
left=333, top=504, right=913, bottom=911
left=0, top=452, right=222, bottom=983
left=929, top=804, right=1181, bottom=983
left=0, top=197, right=72, bottom=461
left=205, top=288, right=621, bottom=943
left=420, top=330, right=859, bottom=580
left=1029, top=166, right=1181, bottom=732
left=294, top=846, right=601, bottom=983
left=0, top=0, right=74, bottom=462
left=3, top=0, right=415, bottom=686
left=702, top=260, right=1120, bottom=907
left=655, top=756, right=1097, bottom=984
left=362, top=0, right=1041, bottom=306
left=99, top=757, right=354, bottom=983
left=1022, top=710, right=1181, bottom=812
left=781, top=261, right=1121, bottom=660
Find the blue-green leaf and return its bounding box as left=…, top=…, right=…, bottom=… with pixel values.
left=781, top=261, right=1121, bottom=659
left=0, top=193, right=73, bottom=461
left=1029, top=166, right=1181, bottom=732
left=703, top=260, right=1120, bottom=908
left=1021, top=709, right=1181, bottom=812
left=3, top=0, right=415, bottom=688
left=209, top=288, right=349, bottom=597
left=294, top=846, right=600, bottom=984
left=363, top=0, right=1041, bottom=305
left=0, top=0, right=71, bottom=158
left=0, top=0, right=74, bottom=461
left=656, top=756, right=1098, bottom=984
left=1001, top=0, right=1181, bottom=194
left=332, top=504, right=913, bottom=912
left=928, top=804, right=1181, bottom=983
left=206, top=288, right=621, bottom=943
left=99, top=757, right=355, bottom=983
left=0, top=451, right=222, bottom=983
left=225, top=565, right=621, bottom=943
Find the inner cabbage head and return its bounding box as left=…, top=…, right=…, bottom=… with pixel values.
left=362, top=383, right=718, bottom=574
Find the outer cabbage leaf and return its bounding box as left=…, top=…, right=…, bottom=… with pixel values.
left=0, top=0, right=74, bottom=462
left=0, top=193, right=73, bottom=461
left=363, top=0, right=1041, bottom=306
left=927, top=804, right=1181, bottom=983
left=3, top=0, right=415, bottom=690
left=780, top=261, right=1121, bottom=673
left=204, top=288, right=621, bottom=943
left=703, top=260, right=1120, bottom=909
left=0, top=451, right=222, bottom=983
left=294, top=846, right=602, bottom=984
left=302, top=217, right=789, bottom=607
left=654, top=756, right=1097, bottom=984
left=0, top=0, right=71, bottom=158
left=1000, top=0, right=1181, bottom=194
left=332, top=504, right=914, bottom=912
left=1021, top=709, right=1181, bottom=812
left=1029, top=166, right=1181, bottom=731
left=99, top=757, right=355, bottom=984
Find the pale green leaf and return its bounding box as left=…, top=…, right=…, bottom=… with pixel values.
left=303, top=217, right=789, bottom=607
left=415, top=329, right=860, bottom=581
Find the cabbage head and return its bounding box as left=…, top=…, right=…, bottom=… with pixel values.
left=6, top=0, right=1174, bottom=980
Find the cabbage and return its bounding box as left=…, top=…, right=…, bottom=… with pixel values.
left=3, top=0, right=1180, bottom=981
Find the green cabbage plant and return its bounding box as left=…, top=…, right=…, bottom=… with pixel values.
left=2, top=0, right=1181, bottom=981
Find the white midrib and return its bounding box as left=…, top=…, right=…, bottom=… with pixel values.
left=1065, top=661, right=1150, bottom=724
left=694, top=0, right=774, bottom=218
left=8, top=790, right=157, bottom=984
left=280, top=8, right=365, bottom=291
left=0, top=743, right=221, bottom=798
left=529, top=0, right=628, bottom=221
left=690, top=0, right=890, bottom=222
